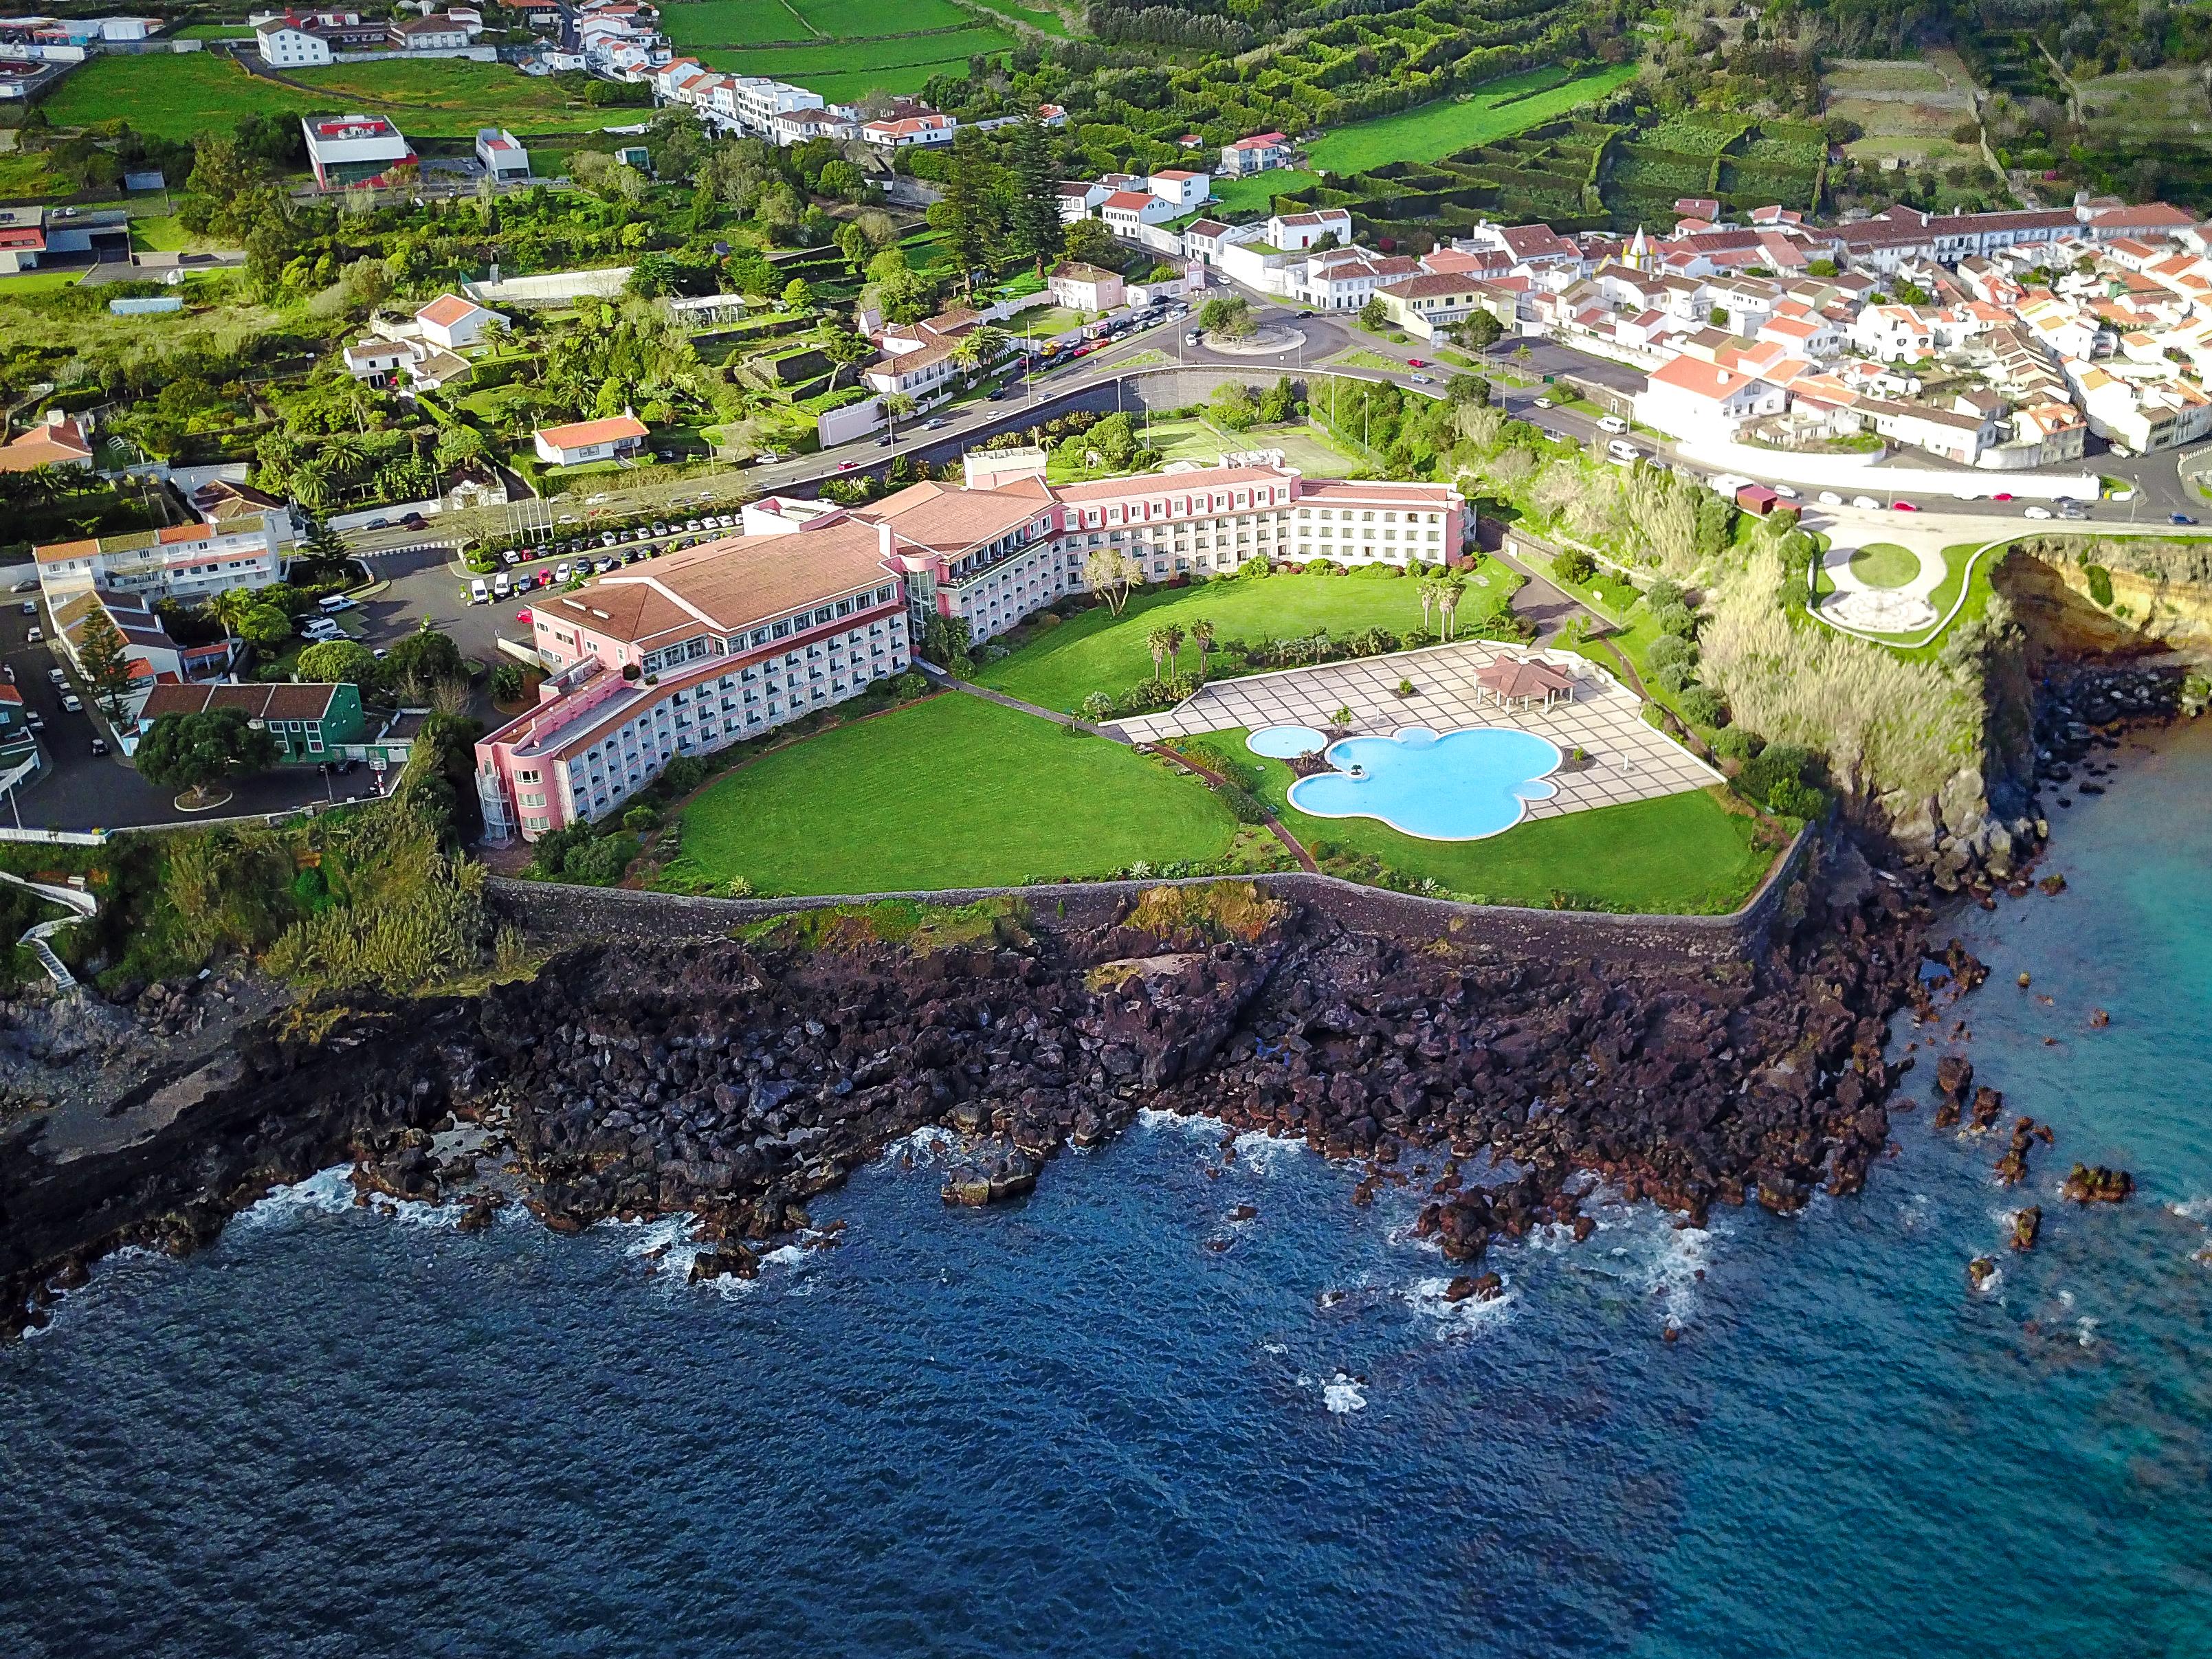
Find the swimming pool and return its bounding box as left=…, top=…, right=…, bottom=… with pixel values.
left=1279, top=725, right=1560, bottom=840
left=1246, top=724, right=1331, bottom=759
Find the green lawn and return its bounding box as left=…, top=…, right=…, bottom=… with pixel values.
left=1048, top=416, right=1362, bottom=482
left=1012, top=303, right=1090, bottom=338
left=1209, top=170, right=1325, bottom=214
left=658, top=693, right=1237, bottom=895
left=1213, top=726, right=1776, bottom=913
left=0, top=269, right=84, bottom=294
left=1308, top=64, right=1640, bottom=172
left=668, top=21, right=1019, bottom=93
left=977, top=567, right=1512, bottom=710
left=660, top=0, right=822, bottom=45
left=1845, top=541, right=1921, bottom=588
left=42, top=52, right=632, bottom=141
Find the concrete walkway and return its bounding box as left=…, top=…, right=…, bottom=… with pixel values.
left=0, top=869, right=94, bottom=992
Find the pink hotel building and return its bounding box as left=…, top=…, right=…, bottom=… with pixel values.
left=475, top=455, right=1464, bottom=842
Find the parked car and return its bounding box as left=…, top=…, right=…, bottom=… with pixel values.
left=60, top=693, right=82, bottom=713
left=1296, top=309, right=1314, bottom=318
left=1532, top=396, right=1553, bottom=409
left=717, top=512, right=736, bottom=526
left=10, top=579, right=35, bottom=594
left=46, top=667, right=65, bottom=686
left=1991, top=492, right=2014, bottom=502
left=1852, top=496, right=1879, bottom=510
left=1817, top=490, right=1843, bottom=506
left=515, top=608, right=533, bottom=624
left=25, top=712, right=41, bottom=732
left=601, top=531, right=618, bottom=546
left=89, top=736, right=107, bottom=757
left=2023, top=505, right=2053, bottom=520
left=17, top=600, right=34, bottom=616
left=365, top=517, right=390, bottom=531
left=685, top=520, right=701, bottom=532
left=500, top=548, right=521, bottom=565
left=1606, top=438, right=1639, bottom=463
left=1597, top=414, right=1629, bottom=434
left=1892, top=500, right=1918, bottom=512
left=1770, top=484, right=1798, bottom=499
left=23, top=626, right=39, bottom=644
left=399, top=513, right=428, bottom=531
left=553, top=562, right=572, bottom=583
left=492, top=572, right=512, bottom=599
left=2171, top=513, right=2196, bottom=525
left=594, top=557, right=616, bottom=572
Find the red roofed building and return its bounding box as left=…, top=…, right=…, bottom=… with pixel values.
left=0, top=412, right=93, bottom=474
left=300, top=113, right=414, bottom=190
left=1221, top=131, right=1292, bottom=175
left=1634, top=355, right=1785, bottom=441
left=533, top=413, right=650, bottom=467
left=414, top=292, right=506, bottom=350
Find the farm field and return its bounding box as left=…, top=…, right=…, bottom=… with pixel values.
left=656, top=693, right=1239, bottom=896
left=960, top=0, right=1074, bottom=36
left=1822, top=52, right=1976, bottom=167
left=1307, top=63, right=1637, bottom=174
left=40, top=52, right=627, bottom=141
left=659, top=0, right=1019, bottom=95
left=2079, top=68, right=2212, bottom=148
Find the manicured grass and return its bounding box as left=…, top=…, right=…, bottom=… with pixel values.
left=797, top=0, right=975, bottom=32
left=681, top=24, right=1019, bottom=91
left=660, top=693, right=1237, bottom=895
left=1208, top=170, right=1324, bottom=214
left=1012, top=303, right=1090, bottom=337
left=1214, top=726, right=1776, bottom=913
left=1307, top=63, right=1639, bottom=173
left=1327, top=349, right=1406, bottom=374
left=129, top=216, right=197, bottom=254
left=1846, top=541, right=1921, bottom=588
left=661, top=0, right=820, bottom=46
left=976, top=567, right=1513, bottom=711
left=0, top=270, right=84, bottom=293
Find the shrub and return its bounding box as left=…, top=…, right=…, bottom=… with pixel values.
left=2084, top=564, right=2114, bottom=607
left=1651, top=601, right=1699, bottom=639
left=1710, top=726, right=1763, bottom=761
left=1646, top=577, right=1685, bottom=612
left=1652, top=659, right=1694, bottom=695
left=659, top=755, right=708, bottom=797
left=1742, top=740, right=1816, bottom=802
left=1553, top=548, right=1595, bottom=583
left=1646, top=634, right=1695, bottom=673
left=622, top=805, right=661, bottom=833
left=1677, top=684, right=1727, bottom=727
left=894, top=671, right=930, bottom=700
left=1217, top=785, right=1270, bottom=824
left=1765, top=777, right=1828, bottom=819
left=1237, top=555, right=1272, bottom=579
left=562, top=833, right=639, bottom=886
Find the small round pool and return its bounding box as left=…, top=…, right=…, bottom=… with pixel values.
left=1247, top=724, right=1331, bottom=759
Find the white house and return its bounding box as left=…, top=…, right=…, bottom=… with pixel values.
left=341, top=339, right=410, bottom=383
left=301, top=114, right=412, bottom=190
left=1221, top=131, right=1292, bottom=176
left=476, top=127, right=529, bottom=181
left=1267, top=208, right=1351, bottom=252
left=1057, top=180, right=1109, bottom=225
left=388, top=14, right=471, bottom=49
left=861, top=113, right=955, bottom=149
left=1296, top=251, right=1420, bottom=311
left=415, top=293, right=505, bottom=350
left=254, top=18, right=333, bottom=65
left=1148, top=169, right=1210, bottom=211
left=1633, top=355, right=1785, bottom=442
left=1098, top=189, right=1178, bottom=237
left=864, top=343, right=958, bottom=401
left=534, top=413, right=650, bottom=467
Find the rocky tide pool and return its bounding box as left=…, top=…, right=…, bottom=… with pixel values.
left=3, top=725, right=2210, bottom=1658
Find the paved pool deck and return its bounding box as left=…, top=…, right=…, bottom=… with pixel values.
left=1110, top=640, right=1722, bottom=823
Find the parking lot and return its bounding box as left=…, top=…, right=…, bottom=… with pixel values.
left=0, top=595, right=333, bottom=831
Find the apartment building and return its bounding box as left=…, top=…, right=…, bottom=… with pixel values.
left=35, top=513, right=289, bottom=607
left=300, top=114, right=412, bottom=190
left=477, top=514, right=911, bottom=840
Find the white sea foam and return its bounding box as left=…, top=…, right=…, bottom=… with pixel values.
left=2170, top=1195, right=2212, bottom=1224
left=233, top=1165, right=357, bottom=1227
left=1231, top=1128, right=1309, bottom=1173
left=2075, top=1315, right=2100, bottom=1349
left=879, top=1124, right=956, bottom=1166
left=1137, top=1106, right=1220, bottom=1136
left=1407, top=1275, right=1516, bottom=1339
left=1320, top=1373, right=1368, bottom=1414
left=1262, top=1341, right=1287, bottom=1355
left=1971, top=1262, right=2004, bottom=1296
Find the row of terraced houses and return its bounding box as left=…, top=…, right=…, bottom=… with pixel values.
left=474, top=454, right=1465, bottom=842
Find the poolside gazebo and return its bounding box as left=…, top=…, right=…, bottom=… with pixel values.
left=1474, top=656, right=1575, bottom=711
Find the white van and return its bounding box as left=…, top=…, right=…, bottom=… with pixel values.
left=300, top=617, right=342, bottom=643
left=1606, top=438, right=1639, bottom=462
left=469, top=577, right=489, bottom=605
left=1597, top=414, right=1629, bottom=434
left=317, top=594, right=357, bottom=615
left=493, top=572, right=512, bottom=599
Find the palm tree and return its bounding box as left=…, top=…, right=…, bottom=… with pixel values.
left=1189, top=618, right=1215, bottom=680
left=949, top=333, right=984, bottom=381
left=207, top=588, right=257, bottom=640
left=1147, top=625, right=1171, bottom=682
left=1439, top=575, right=1466, bottom=641
left=883, top=392, right=916, bottom=446
left=1160, top=623, right=1184, bottom=679
left=1417, top=577, right=1440, bottom=636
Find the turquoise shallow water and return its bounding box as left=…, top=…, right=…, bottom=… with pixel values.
left=2, top=726, right=2209, bottom=1657
left=1285, top=724, right=1561, bottom=839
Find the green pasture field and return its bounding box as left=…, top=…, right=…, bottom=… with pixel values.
left=1307, top=64, right=1639, bottom=174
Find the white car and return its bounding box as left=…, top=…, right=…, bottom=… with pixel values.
left=2023, top=505, right=2053, bottom=520
left=553, top=562, right=572, bottom=582
left=1597, top=414, right=1629, bottom=434
left=1771, top=483, right=1799, bottom=499
left=1817, top=491, right=1842, bottom=506
left=59, top=693, right=81, bottom=714
left=1532, top=396, right=1553, bottom=409
left=1852, top=496, right=1879, bottom=511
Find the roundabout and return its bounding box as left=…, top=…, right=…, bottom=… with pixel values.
left=1199, top=324, right=1309, bottom=357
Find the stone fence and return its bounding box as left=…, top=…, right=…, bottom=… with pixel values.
left=489, top=822, right=1815, bottom=966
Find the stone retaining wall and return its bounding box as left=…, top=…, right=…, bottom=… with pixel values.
left=489, top=823, right=1814, bottom=965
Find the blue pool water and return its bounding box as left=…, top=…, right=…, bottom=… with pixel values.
left=1246, top=723, right=1331, bottom=759
left=1284, top=724, right=1560, bottom=840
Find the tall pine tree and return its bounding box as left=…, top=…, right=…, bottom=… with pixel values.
left=927, top=135, right=995, bottom=296
left=73, top=602, right=135, bottom=721
left=1007, top=118, right=1064, bottom=280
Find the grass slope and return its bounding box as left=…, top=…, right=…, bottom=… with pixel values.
left=661, top=693, right=1235, bottom=895
left=976, top=568, right=1512, bottom=711
left=1213, top=726, right=1774, bottom=913
left=1308, top=63, right=1639, bottom=174
left=1209, top=170, right=1324, bottom=214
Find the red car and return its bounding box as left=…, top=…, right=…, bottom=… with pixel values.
left=1406, top=357, right=1427, bottom=368
left=1991, top=492, right=2014, bottom=501
left=1892, top=500, right=1918, bottom=511
left=515, top=608, right=532, bottom=623
left=837, top=460, right=860, bottom=471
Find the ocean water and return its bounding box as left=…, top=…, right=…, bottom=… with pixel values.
left=5, top=727, right=2211, bottom=1657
